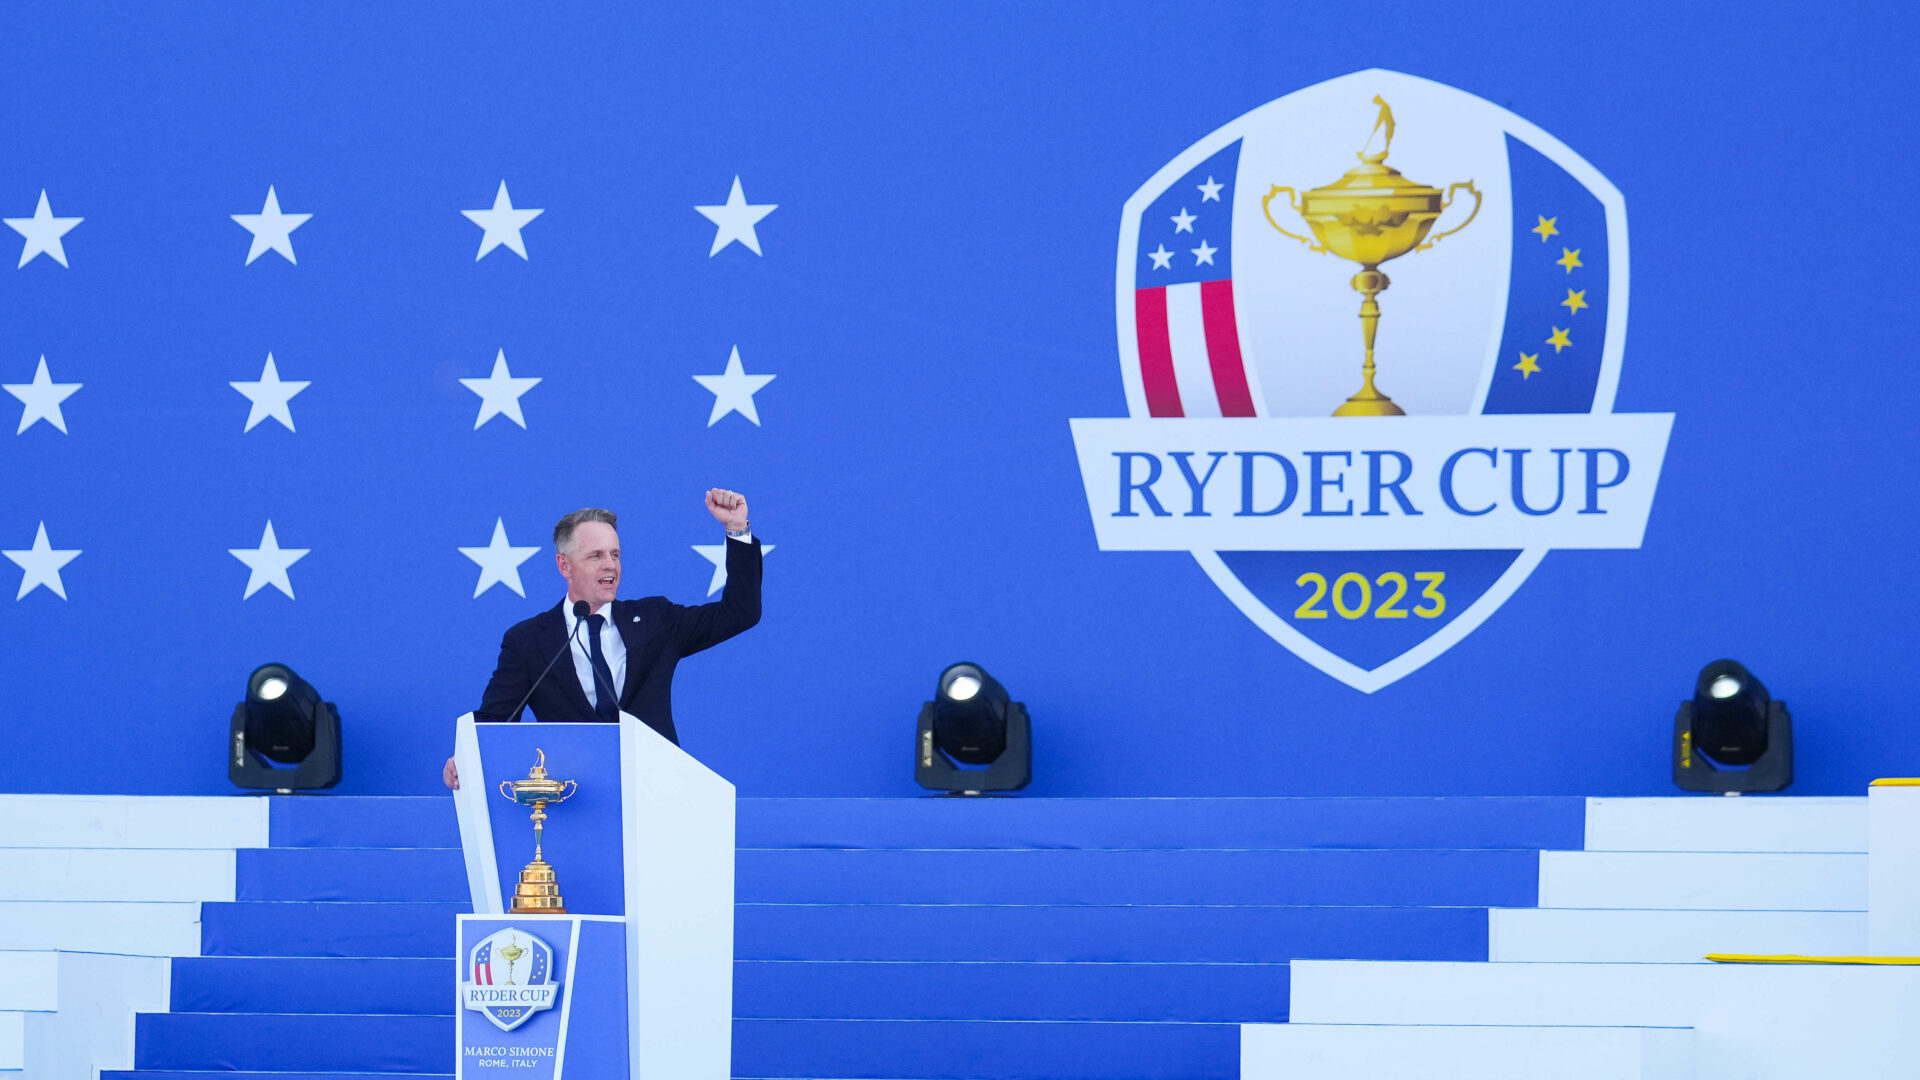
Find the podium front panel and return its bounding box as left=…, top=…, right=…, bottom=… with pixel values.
left=466, top=721, right=629, bottom=917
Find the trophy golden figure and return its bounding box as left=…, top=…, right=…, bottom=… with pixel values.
left=1262, top=96, right=1481, bottom=416
left=498, top=935, right=526, bottom=984
left=498, top=749, right=578, bottom=914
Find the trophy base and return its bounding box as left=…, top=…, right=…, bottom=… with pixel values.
left=509, top=858, right=567, bottom=915
left=1333, top=392, right=1405, bottom=417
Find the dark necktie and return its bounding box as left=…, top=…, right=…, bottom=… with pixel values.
left=585, top=613, right=619, bottom=722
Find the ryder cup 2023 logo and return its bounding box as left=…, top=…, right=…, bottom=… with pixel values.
left=1070, top=69, right=1672, bottom=692
left=463, top=926, right=561, bottom=1032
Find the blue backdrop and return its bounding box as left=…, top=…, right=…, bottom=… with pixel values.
left=3, top=2, right=1915, bottom=797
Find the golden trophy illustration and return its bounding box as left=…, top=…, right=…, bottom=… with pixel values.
left=1262, top=96, right=1481, bottom=416
left=498, top=749, right=578, bottom=914
left=498, top=935, right=526, bottom=984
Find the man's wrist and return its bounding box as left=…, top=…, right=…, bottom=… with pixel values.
left=725, top=521, right=751, bottom=540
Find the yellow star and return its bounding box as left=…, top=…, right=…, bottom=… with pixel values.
left=1531, top=215, right=1559, bottom=242
left=1546, top=326, right=1572, bottom=353
left=1556, top=247, right=1582, bottom=273
left=1513, top=352, right=1541, bottom=379
left=1561, top=288, right=1589, bottom=315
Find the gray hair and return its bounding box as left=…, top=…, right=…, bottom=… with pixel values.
left=554, top=508, right=618, bottom=555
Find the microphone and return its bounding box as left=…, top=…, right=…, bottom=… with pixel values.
left=506, top=600, right=593, bottom=723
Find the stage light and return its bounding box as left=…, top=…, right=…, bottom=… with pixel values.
left=230, top=662, right=342, bottom=793
left=1673, top=659, right=1792, bottom=794
left=916, top=662, right=1030, bottom=794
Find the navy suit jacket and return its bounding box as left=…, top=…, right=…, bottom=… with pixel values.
left=473, top=537, right=762, bottom=744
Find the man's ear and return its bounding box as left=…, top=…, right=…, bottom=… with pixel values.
left=555, top=551, right=569, bottom=578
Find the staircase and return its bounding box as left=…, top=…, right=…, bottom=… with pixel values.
left=7, top=792, right=1587, bottom=1079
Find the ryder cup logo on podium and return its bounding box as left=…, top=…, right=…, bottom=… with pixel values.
left=462, top=926, right=562, bottom=1032
left=1071, top=68, right=1673, bottom=692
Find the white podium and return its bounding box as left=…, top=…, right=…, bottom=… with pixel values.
left=450, top=713, right=735, bottom=1080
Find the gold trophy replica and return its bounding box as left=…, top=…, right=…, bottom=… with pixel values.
left=1262, top=96, right=1481, bottom=416
left=498, top=749, right=578, bottom=914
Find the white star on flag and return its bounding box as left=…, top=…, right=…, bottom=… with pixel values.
left=460, top=349, right=541, bottom=429
left=1197, top=176, right=1224, bottom=202
left=231, top=353, right=310, bottom=432
left=5, top=191, right=82, bottom=268
left=462, top=181, right=544, bottom=261
left=230, top=521, right=309, bottom=600
left=459, top=518, right=541, bottom=598
left=4, top=356, right=81, bottom=434
left=231, top=186, right=311, bottom=265
left=692, top=346, right=775, bottom=427
left=1147, top=245, right=1174, bottom=270
left=4, top=522, right=80, bottom=600
left=1171, top=207, right=1197, bottom=233
left=694, top=176, right=776, bottom=256
left=692, top=542, right=773, bottom=596
left=1192, top=239, right=1218, bottom=266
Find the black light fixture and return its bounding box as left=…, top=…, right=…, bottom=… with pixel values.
left=230, top=662, right=342, bottom=793
left=1673, top=659, right=1792, bottom=794
left=915, top=662, right=1030, bottom=794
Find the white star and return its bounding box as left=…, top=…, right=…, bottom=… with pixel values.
left=231, top=186, right=311, bottom=265
left=693, top=176, right=777, bottom=257
left=1192, top=239, right=1219, bottom=266
left=3, top=522, right=80, bottom=600
left=231, top=353, right=310, bottom=432
left=5, top=191, right=82, bottom=269
left=692, top=542, right=773, bottom=597
left=4, top=356, right=81, bottom=434
left=459, top=518, right=540, bottom=598
left=230, top=521, right=309, bottom=600
left=461, top=181, right=544, bottom=261
left=1147, top=245, right=1174, bottom=270
left=459, top=349, right=541, bottom=429
left=1171, top=207, right=1197, bottom=233
left=1197, top=176, right=1224, bottom=202
left=692, top=346, right=776, bottom=427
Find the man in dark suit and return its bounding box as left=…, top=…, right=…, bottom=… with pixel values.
left=443, top=490, right=761, bottom=789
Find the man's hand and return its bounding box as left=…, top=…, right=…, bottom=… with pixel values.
left=706, top=488, right=749, bottom=532
left=444, top=756, right=460, bottom=790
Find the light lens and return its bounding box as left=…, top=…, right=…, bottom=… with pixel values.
left=1709, top=675, right=1742, bottom=700
left=258, top=676, right=289, bottom=701
left=947, top=675, right=982, bottom=701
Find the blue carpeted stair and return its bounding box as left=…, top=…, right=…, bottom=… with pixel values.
left=102, top=794, right=1583, bottom=1080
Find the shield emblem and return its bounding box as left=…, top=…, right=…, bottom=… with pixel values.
left=462, top=926, right=562, bottom=1032
left=1095, top=68, right=1647, bottom=692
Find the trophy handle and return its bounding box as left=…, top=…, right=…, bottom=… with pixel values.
left=1416, top=181, right=1482, bottom=251
left=497, top=779, right=514, bottom=799
left=553, top=779, right=578, bottom=804
left=1261, top=186, right=1326, bottom=253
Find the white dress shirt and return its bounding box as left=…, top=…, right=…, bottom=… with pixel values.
left=562, top=598, right=628, bottom=710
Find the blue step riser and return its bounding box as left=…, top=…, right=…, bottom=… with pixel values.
left=739, top=903, right=1485, bottom=963
left=166, top=954, right=1283, bottom=1024
left=266, top=795, right=1585, bottom=853
left=737, top=849, right=1539, bottom=906
left=737, top=961, right=1287, bottom=1022
left=736, top=1018, right=1238, bottom=1080
left=172, top=957, right=454, bottom=1015
left=135, top=1013, right=451, bottom=1072
left=238, top=847, right=1537, bottom=907
left=238, top=849, right=468, bottom=902
left=201, top=902, right=468, bottom=957
left=271, top=798, right=462, bottom=849
left=740, top=796, right=1585, bottom=851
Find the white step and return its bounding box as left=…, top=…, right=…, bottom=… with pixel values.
left=0, top=1011, right=25, bottom=1071
left=1585, top=796, right=1865, bottom=853
left=0, top=951, right=167, bottom=1080
left=1243, top=1022, right=1692, bottom=1079
left=1290, top=959, right=1920, bottom=1080
left=0, top=851, right=235, bottom=902
left=1540, top=851, right=1864, bottom=910
left=1490, top=907, right=1867, bottom=963
left=0, top=903, right=204, bottom=956
left=0, top=795, right=269, bottom=850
